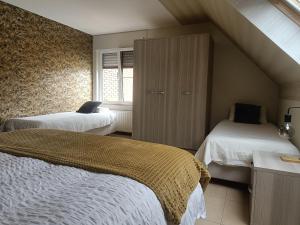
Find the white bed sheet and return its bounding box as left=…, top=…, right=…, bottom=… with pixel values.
left=0, top=152, right=206, bottom=225
left=195, top=120, right=299, bottom=167
left=4, top=108, right=116, bottom=132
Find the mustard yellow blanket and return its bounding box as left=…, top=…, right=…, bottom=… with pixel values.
left=0, top=129, right=210, bottom=224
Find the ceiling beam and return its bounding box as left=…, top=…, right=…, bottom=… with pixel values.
left=159, top=0, right=208, bottom=24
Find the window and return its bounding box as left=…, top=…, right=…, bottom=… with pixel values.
left=99, top=49, right=133, bottom=103
left=271, top=0, right=300, bottom=26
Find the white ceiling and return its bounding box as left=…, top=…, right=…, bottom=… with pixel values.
left=2, top=0, right=179, bottom=35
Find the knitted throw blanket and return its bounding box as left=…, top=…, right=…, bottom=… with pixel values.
left=0, top=129, right=210, bottom=224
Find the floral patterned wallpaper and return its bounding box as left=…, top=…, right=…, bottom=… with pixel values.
left=0, top=1, right=93, bottom=119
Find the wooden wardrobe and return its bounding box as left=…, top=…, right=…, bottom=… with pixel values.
left=132, top=34, right=212, bottom=150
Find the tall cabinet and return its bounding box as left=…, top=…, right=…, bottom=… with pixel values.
left=132, top=34, right=212, bottom=149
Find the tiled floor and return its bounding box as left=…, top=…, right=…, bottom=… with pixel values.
left=196, top=183, right=250, bottom=225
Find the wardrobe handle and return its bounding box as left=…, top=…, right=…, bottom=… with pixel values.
left=149, top=90, right=165, bottom=95
left=182, top=91, right=192, bottom=95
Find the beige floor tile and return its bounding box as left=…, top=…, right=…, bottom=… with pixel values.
left=205, top=183, right=227, bottom=199
left=226, top=187, right=249, bottom=204
left=221, top=200, right=250, bottom=225
left=195, top=219, right=220, bottom=225
left=205, top=196, right=226, bottom=223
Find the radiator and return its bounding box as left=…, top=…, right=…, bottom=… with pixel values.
left=113, top=110, right=132, bottom=133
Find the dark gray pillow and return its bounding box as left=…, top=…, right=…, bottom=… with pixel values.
left=76, top=101, right=102, bottom=114
left=234, top=103, right=261, bottom=124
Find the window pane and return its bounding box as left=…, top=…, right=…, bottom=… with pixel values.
left=103, top=68, right=120, bottom=102
left=121, top=51, right=134, bottom=68
left=102, top=52, right=118, bottom=69
left=286, top=0, right=300, bottom=11
left=123, top=68, right=133, bottom=102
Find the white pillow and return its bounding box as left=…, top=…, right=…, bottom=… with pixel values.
left=228, top=104, right=267, bottom=124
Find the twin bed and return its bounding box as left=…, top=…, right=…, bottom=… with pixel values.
left=3, top=107, right=116, bottom=135
left=195, top=120, right=299, bottom=183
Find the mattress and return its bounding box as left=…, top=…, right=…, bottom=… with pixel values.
left=86, top=123, right=117, bottom=135
left=4, top=108, right=116, bottom=132
left=0, top=152, right=206, bottom=225
left=195, top=120, right=299, bottom=167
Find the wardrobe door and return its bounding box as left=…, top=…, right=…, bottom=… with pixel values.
left=175, top=34, right=211, bottom=149
left=132, top=39, right=144, bottom=140
left=133, top=38, right=169, bottom=143
left=164, top=37, right=181, bottom=146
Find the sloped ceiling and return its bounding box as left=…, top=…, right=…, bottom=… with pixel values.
left=159, top=0, right=207, bottom=24
left=160, top=0, right=300, bottom=86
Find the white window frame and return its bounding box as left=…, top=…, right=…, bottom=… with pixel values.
left=97, top=47, right=133, bottom=106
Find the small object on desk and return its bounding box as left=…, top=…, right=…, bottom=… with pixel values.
left=280, top=154, right=300, bottom=163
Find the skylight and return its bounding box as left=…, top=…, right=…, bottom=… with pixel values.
left=286, top=0, right=300, bottom=13
left=271, top=0, right=300, bottom=26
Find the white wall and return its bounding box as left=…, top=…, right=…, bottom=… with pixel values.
left=93, top=22, right=279, bottom=131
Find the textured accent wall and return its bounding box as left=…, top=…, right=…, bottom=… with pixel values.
left=0, top=1, right=93, bottom=119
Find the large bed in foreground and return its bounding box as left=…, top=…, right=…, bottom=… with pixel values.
left=0, top=129, right=210, bottom=225
left=195, top=120, right=298, bottom=184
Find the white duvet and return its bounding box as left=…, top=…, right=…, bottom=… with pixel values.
left=4, top=108, right=116, bottom=132
left=0, top=152, right=206, bottom=225
left=196, top=120, right=299, bottom=167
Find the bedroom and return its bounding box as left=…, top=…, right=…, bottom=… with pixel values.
left=0, top=0, right=299, bottom=225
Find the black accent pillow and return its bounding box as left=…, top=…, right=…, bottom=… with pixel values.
left=234, top=103, right=261, bottom=124
left=76, top=101, right=102, bottom=113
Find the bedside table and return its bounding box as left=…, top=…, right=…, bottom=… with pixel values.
left=250, top=151, right=300, bottom=225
